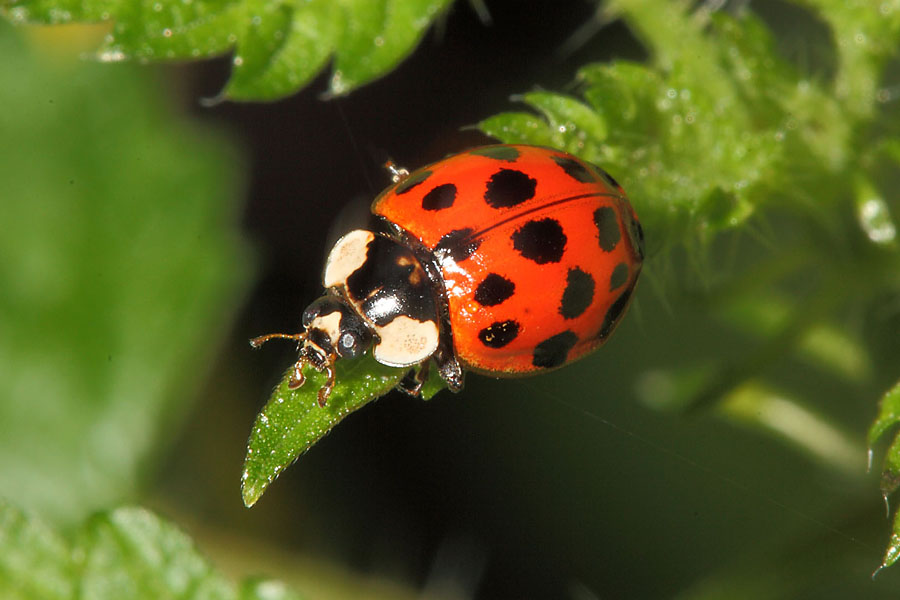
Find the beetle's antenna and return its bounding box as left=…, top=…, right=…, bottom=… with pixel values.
left=249, top=332, right=304, bottom=349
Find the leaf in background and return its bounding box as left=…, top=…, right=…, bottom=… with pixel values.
left=878, top=430, right=900, bottom=502
left=77, top=508, right=235, bottom=599
left=477, top=111, right=558, bottom=148
left=242, top=356, right=408, bottom=507
left=1, top=0, right=453, bottom=101
left=875, top=525, right=900, bottom=577
left=478, top=5, right=873, bottom=253
left=0, top=21, right=247, bottom=523
left=717, top=291, right=871, bottom=383
left=513, top=92, right=609, bottom=158
left=869, top=381, right=900, bottom=501
left=0, top=500, right=72, bottom=600
left=855, top=174, right=897, bottom=247
left=328, top=0, right=451, bottom=96
left=802, top=0, right=900, bottom=120
left=482, top=65, right=769, bottom=252
left=0, top=502, right=304, bottom=599
left=868, top=381, right=900, bottom=451
left=718, top=381, right=863, bottom=475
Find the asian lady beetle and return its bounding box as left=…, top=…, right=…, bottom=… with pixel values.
left=252, top=145, right=644, bottom=405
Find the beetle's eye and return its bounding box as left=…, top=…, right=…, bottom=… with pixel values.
left=338, top=330, right=363, bottom=358
left=340, top=332, right=355, bottom=349
left=336, top=314, right=374, bottom=358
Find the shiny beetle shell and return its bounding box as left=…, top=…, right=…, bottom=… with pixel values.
left=372, top=144, right=644, bottom=376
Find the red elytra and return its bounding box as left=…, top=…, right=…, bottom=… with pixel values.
left=372, top=144, right=644, bottom=377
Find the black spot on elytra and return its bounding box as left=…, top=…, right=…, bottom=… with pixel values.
left=597, top=287, right=633, bottom=340
left=593, top=207, right=621, bottom=252
left=552, top=155, right=597, bottom=183
left=474, top=273, right=515, bottom=306
left=593, top=164, right=622, bottom=189
left=421, top=183, right=457, bottom=211
left=627, top=215, right=645, bottom=259
left=394, top=169, right=432, bottom=195
left=559, top=268, right=595, bottom=320
left=511, top=218, right=567, bottom=264
left=532, top=331, right=578, bottom=368
left=470, top=146, right=520, bottom=161
left=484, top=169, right=537, bottom=208
left=609, top=263, right=629, bottom=291
left=478, top=320, right=520, bottom=348
left=435, top=228, right=482, bottom=263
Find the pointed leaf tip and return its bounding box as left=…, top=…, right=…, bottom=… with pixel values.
left=241, top=356, right=407, bottom=506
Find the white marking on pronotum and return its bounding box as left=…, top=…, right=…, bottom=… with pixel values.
left=373, top=316, right=439, bottom=367
left=311, top=311, right=343, bottom=347
left=323, top=229, right=375, bottom=288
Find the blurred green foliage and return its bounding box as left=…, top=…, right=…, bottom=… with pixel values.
left=0, top=501, right=303, bottom=599
left=0, top=19, right=247, bottom=522
left=0, top=0, right=453, bottom=100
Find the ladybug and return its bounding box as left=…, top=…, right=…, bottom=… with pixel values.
left=252, top=145, right=644, bottom=405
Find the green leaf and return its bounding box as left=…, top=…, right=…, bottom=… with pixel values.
left=476, top=111, right=557, bottom=147
left=241, top=355, right=409, bottom=507
left=2, top=0, right=452, bottom=101
left=718, top=381, right=862, bottom=474
left=479, top=6, right=873, bottom=252
left=875, top=507, right=900, bottom=577
left=855, top=175, right=897, bottom=247
left=802, top=0, right=900, bottom=120
left=0, top=502, right=305, bottom=599
left=0, top=20, right=247, bottom=523
left=0, top=500, right=72, bottom=600
left=718, top=291, right=871, bottom=382
left=225, top=1, right=338, bottom=101
left=868, top=381, right=900, bottom=448
left=76, top=508, right=234, bottom=599
left=517, top=91, right=608, bottom=157
left=879, top=430, right=900, bottom=501
left=328, top=0, right=452, bottom=96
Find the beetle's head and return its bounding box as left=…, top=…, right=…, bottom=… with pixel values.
left=250, top=293, right=374, bottom=406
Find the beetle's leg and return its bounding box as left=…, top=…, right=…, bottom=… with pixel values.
left=288, top=361, right=307, bottom=389
left=317, top=362, right=336, bottom=407
left=250, top=332, right=310, bottom=390
left=383, top=160, right=409, bottom=183
left=432, top=336, right=464, bottom=393
left=397, top=360, right=431, bottom=397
